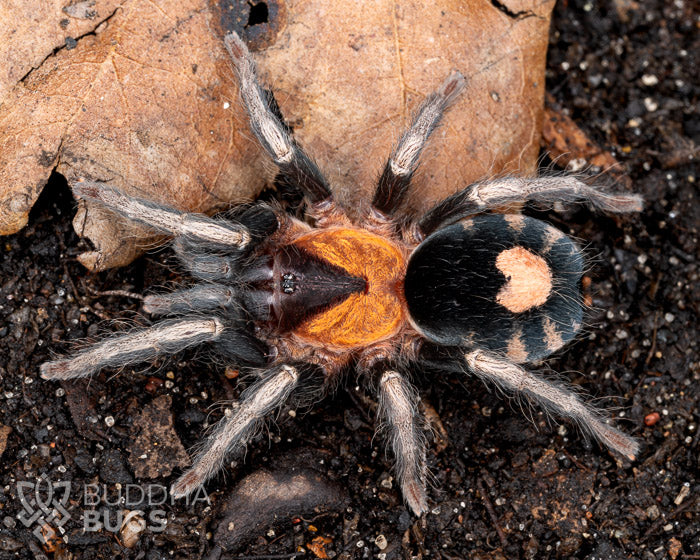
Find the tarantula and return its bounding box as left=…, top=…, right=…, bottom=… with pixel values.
left=41, top=32, right=642, bottom=516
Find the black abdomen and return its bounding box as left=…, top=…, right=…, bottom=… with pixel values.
left=404, top=214, right=583, bottom=363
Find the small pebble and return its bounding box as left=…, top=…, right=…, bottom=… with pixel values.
left=375, top=534, right=388, bottom=550
left=674, top=483, right=690, bottom=505
left=641, top=74, right=659, bottom=86
left=104, top=416, right=115, bottom=427
left=644, top=97, right=659, bottom=112
left=644, top=412, right=660, bottom=426
left=120, top=510, right=146, bottom=548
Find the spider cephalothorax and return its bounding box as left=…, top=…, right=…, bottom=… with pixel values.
left=41, top=32, right=642, bottom=516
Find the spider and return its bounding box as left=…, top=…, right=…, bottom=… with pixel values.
left=41, top=31, right=642, bottom=516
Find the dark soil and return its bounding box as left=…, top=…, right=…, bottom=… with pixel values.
left=1, top=1, right=697, bottom=559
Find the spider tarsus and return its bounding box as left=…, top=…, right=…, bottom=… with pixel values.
left=592, top=191, right=644, bottom=213
left=591, top=422, right=640, bottom=461
left=438, top=70, right=467, bottom=105
left=223, top=31, right=246, bottom=63
left=39, top=360, right=72, bottom=380
left=405, top=480, right=429, bottom=516
left=73, top=180, right=101, bottom=201
left=170, top=470, right=200, bottom=499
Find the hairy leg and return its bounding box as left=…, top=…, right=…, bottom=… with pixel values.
left=372, top=72, right=466, bottom=216
left=464, top=350, right=639, bottom=460
left=377, top=370, right=429, bottom=516
left=172, top=239, right=240, bottom=282
left=40, top=317, right=227, bottom=380
left=143, top=285, right=237, bottom=316
left=171, top=364, right=300, bottom=498
left=73, top=181, right=252, bottom=249
left=224, top=32, right=331, bottom=204
left=419, top=176, right=644, bottom=234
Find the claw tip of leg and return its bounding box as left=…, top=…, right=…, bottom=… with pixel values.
left=405, top=481, right=429, bottom=517
left=223, top=32, right=246, bottom=61
left=170, top=471, right=200, bottom=499
left=40, top=361, right=63, bottom=380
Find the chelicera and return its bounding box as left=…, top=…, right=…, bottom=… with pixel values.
left=41, top=32, right=642, bottom=516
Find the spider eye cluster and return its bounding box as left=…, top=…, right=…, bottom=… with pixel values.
left=404, top=213, right=584, bottom=363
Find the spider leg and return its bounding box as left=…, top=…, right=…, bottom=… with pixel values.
left=224, top=32, right=331, bottom=204
left=171, top=364, right=299, bottom=498
left=172, top=239, right=241, bottom=283
left=40, top=316, right=267, bottom=380
left=419, top=176, right=644, bottom=234
left=143, top=285, right=236, bottom=316
left=372, top=72, right=466, bottom=215
left=464, top=350, right=639, bottom=460
left=377, top=370, right=429, bottom=516
left=73, top=181, right=252, bottom=249
left=40, top=317, right=226, bottom=380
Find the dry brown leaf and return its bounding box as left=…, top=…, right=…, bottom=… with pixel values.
left=542, top=93, right=629, bottom=182
left=0, top=1, right=122, bottom=99
left=0, top=0, right=554, bottom=269
left=262, top=0, right=555, bottom=215
left=0, top=0, right=265, bottom=268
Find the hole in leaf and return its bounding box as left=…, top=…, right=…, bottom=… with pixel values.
left=247, top=1, right=269, bottom=27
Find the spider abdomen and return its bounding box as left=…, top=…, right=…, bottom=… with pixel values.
left=405, top=214, right=584, bottom=363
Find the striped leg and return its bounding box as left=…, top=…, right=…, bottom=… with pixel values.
left=419, top=176, right=643, bottom=234
left=372, top=72, right=466, bottom=215
left=171, top=364, right=300, bottom=498
left=464, top=350, right=639, bottom=460
left=377, top=370, right=429, bottom=515
left=224, top=32, right=331, bottom=204
left=40, top=317, right=227, bottom=380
